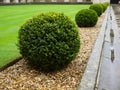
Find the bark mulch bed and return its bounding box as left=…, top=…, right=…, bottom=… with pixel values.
left=0, top=13, right=105, bottom=90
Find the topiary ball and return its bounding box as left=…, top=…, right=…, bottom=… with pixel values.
left=104, top=2, right=109, bottom=10
left=101, top=4, right=106, bottom=12
left=89, top=4, right=103, bottom=16
left=18, top=12, right=80, bottom=72
left=75, top=9, right=98, bottom=27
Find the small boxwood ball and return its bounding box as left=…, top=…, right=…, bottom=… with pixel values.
left=104, top=2, right=109, bottom=10
left=18, top=12, right=80, bottom=72
left=101, top=4, right=106, bottom=12
left=75, top=9, right=98, bottom=27
left=89, top=4, right=103, bottom=16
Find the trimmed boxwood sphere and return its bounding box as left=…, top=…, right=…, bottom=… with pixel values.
left=75, top=9, right=98, bottom=27
left=18, top=12, right=80, bottom=72
left=89, top=4, right=103, bottom=16
left=104, top=2, right=109, bottom=10
left=101, top=4, right=106, bottom=12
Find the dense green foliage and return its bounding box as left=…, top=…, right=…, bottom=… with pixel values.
left=18, top=12, right=80, bottom=72
left=101, top=4, right=106, bottom=12
left=104, top=2, right=109, bottom=10
left=0, top=4, right=89, bottom=68
left=89, top=4, right=103, bottom=16
left=104, top=2, right=109, bottom=7
left=101, top=2, right=109, bottom=12
left=75, top=9, right=98, bottom=27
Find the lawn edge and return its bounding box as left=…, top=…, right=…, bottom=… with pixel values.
left=0, top=57, right=22, bottom=72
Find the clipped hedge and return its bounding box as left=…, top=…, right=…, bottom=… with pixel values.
left=104, top=2, right=109, bottom=10
left=75, top=9, right=98, bottom=27
left=101, top=4, right=106, bottom=12
left=89, top=4, right=103, bottom=16
left=101, top=2, right=109, bottom=12
left=18, top=12, right=80, bottom=72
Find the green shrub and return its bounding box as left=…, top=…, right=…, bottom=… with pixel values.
left=18, top=12, right=80, bottom=72
left=101, top=2, right=109, bottom=12
left=101, top=4, right=106, bottom=12
left=89, top=4, right=103, bottom=16
left=104, top=2, right=109, bottom=10
left=75, top=9, right=98, bottom=27
left=104, top=2, right=109, bottom=6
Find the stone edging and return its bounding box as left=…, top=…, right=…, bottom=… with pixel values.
left=78, top=7, right=110, bottom=90
left=0, top=57, right=22, bottom=72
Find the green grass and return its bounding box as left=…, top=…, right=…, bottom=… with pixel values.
left=0, top=4, right=89, bottom=68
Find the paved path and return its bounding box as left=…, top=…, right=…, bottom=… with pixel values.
left=97, top=5, right=120, bottom=90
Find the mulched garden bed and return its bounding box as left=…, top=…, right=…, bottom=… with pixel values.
left=0, top=13, right=105, bottom=90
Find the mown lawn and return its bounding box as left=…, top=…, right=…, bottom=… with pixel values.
left=0, top=4, right=89, bottom=68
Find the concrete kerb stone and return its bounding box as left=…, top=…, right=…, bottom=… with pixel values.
left=78, top=7, right=110, bottom=90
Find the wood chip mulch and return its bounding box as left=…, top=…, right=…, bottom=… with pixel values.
left=0, top=13, right=105, bottom=90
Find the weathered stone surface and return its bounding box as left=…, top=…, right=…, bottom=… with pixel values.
left=98, top=5, right=120, bottom=90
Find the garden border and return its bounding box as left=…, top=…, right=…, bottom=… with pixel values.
left=78, top=7, right=109, bottom=90
left=0, top=57, right=22, bottom=72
